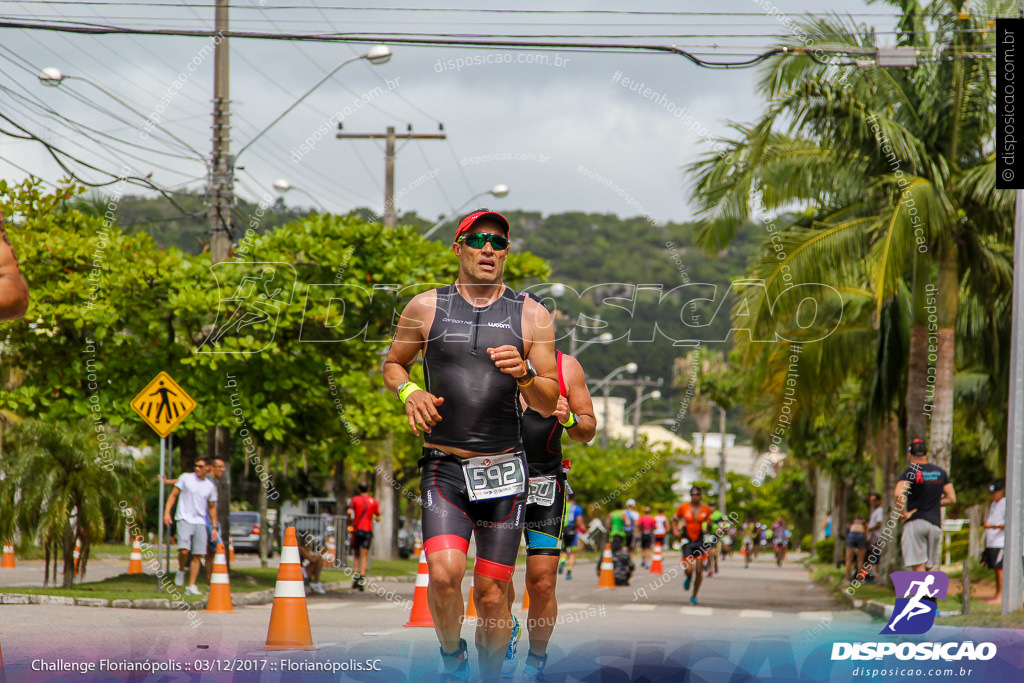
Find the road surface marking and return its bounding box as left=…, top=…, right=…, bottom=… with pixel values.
left=798, top=611, right=833, bottom=620
left=679, top=606, right=714, bottom=616
left=738, top=610, right=773, bottom=618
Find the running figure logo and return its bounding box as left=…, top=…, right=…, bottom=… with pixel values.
left=198, top=262, right=296, bottom=354
left=882, top=571, right=949, bottom=635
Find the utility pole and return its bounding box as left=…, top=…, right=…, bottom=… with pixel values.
left=209, top=0, right=232, bottom=261
left=717, top=405, right=727, bottom=514
left=1000, top=5, right=1024, bottom=616
left=209, top=0, right=233, bottom=562
left=336, top=125, right=444, bottom=561
left=336, top=125, right=446, bottom=227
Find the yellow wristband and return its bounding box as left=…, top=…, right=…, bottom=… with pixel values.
left=398, top=381, right=422, bottom=403
left=559, top=412, right=578, bottom=429
left=516, top=375, right=535, bottom=388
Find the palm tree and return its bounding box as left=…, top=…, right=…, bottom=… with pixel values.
left=687, top=1, right=1013, bottom=474
left=672, top=349, right=727, bottom=467
left=4, top=419, right=143, bottom=586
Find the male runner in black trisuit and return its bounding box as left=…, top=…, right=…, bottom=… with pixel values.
left=513, top=349, right=595, bottom=680
left=384, top=210, right=557, bottom=681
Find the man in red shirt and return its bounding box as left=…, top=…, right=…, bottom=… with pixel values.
left=674, top=486, right=711, bottom=605
left=637, top=506, right=656, bottom=569
left=347, top=483, right=381, bottom=591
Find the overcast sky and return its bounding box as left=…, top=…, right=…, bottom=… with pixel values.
left=0, top=1, right=896, bottom=225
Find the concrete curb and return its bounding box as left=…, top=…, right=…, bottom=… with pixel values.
left=0, top=575, right=415, bottom=610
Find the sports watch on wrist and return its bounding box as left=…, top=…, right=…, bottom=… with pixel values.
left=516, top=359, right=537, bottom=384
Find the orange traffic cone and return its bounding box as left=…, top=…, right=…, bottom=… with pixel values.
left=597, top=543, right=616, bottom=589
left=127, top=537, right=143, bottom=575
left=1, top=542, right=15, bottom=569
left=206, top=542, right=233, bottom=613
left=229, top=539, right=236, bottom=563
left=650, top=542, right=663, bottom=575
left=412, top=535, right=422, bottom=558
left=465, top=574, right=477, bottom=621
left=521, top=586, right=530, bottom=610
left=404, top=550, right=434, bottom=627
left=322, top=536, right=336, bottom=565
left=73, top=536, right=82, bottom=575
left=263, top=527, right=314, bottom=650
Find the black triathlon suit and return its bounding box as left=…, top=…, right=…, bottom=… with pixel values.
left=521, top=351, right=569, bottom=557
left=418, top=284, right=528, bottom=581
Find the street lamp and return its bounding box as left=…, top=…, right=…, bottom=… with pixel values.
left=423, top=184, right=510, bottom=239
left=574, top=331, right=612, bottom=356
left=272, top=179, right=326, bottom=212
left=234, top=44, right=392, bottom=162
left=625, top=387, right=663, bottom=446
left=37, top=67, right=205, bottom=159
left=590, top=362, right=638, bottom=448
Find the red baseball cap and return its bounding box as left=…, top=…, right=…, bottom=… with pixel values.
left=454, top=210, right=510, bottom=242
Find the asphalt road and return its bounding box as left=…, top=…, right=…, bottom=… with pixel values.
left=1, top=551, right=880, bottom=681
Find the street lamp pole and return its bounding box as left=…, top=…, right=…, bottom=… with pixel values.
left=590, top=363, right=638, bottom=448
left=626, top=387, right=662, bottom=445
left=423, top=184, right=510, bottom=238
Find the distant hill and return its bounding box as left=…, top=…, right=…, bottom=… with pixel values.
left=104, top=193, right=758, bottom=434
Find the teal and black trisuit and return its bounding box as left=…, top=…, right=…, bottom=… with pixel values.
left=521, top=351, right=570, bottom=556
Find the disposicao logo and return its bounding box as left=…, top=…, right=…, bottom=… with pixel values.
left=831, top=570, right=997, bottom=663
left=883, top=571, right=948, bottom=635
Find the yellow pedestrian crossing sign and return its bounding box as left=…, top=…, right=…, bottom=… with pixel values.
left=131, top=372, right=196, bottom=437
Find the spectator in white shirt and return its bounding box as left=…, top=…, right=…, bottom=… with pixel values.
left=163, top=457, right=219, bottom=595
left=982, top=480, right=1006, bottom=605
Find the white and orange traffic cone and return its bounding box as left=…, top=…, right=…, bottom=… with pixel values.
left=597, top=543, right=616, bottom=589
left=127, top=537, right=144, bottom=575
left=650, top=542, right=664, bottom=575
left=1, top=542, right=15, bottom=569
left=322, top=536, right=336, bottom=565
left=412, top=534, right=422, bottom=558
left=73, top=537, right=82, bottom=575
left=521, top=586, right=530, bottom=610
left=465, top=574, right=478, bottom=623
left=229, top=539, right=236, bottom=563
left=206, top=542, right=233, bottom=613
left=404, top=550, right=434, bottom=627
left=263, top=527, right=314, bottom=650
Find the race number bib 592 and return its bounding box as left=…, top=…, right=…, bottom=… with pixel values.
left=461, top=451, right=526, bottom=501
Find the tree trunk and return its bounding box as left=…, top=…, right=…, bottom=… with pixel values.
left=62, top=524, right=75, bottom=588
left=813, top=465, right=831, bottom=544
left=832, top=477, right=847, bottom=567
left=905, top=250, right=931, bottom=443
left=928, top=240, right=958, bottom=474
left=373, top=434, right=395, bottom=562
left=258, top=445, right=269, bottom=569
left=879, top=414, right=901, bottom=581
left=44, top=542, right=50, bottom=587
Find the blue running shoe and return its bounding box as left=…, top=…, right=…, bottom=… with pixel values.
left=524, top=651, right=548, bottom=682
left=440, top=638, right=469, bottom=682
left=683, top=575, right=691, bottom=591
left=690, top=595, right=699, bottom=606
left=501, top=614, right=522, bottom=678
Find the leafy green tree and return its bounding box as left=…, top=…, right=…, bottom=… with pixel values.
left=688, top=2, right=1013, bottom=478
left=1, top=419, right=144, bottom=586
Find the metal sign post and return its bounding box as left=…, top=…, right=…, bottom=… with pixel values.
left=158, top=436, right=167, bottom=576
left=131, top=372, right=196, bottom=583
